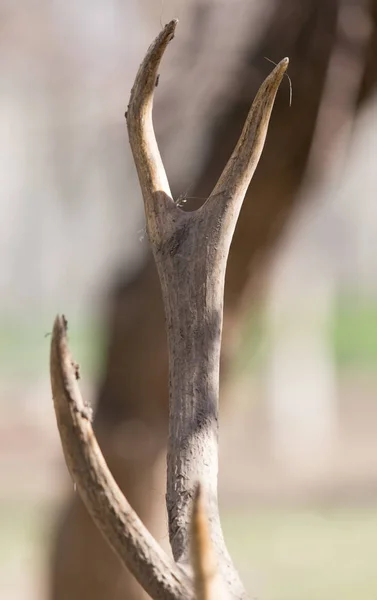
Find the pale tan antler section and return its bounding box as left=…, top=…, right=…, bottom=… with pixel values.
left=50, top=19, right=288, bottom=600
left=191, top=484, right=221, bottom=600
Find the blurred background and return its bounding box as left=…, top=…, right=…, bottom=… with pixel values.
left=1, top=1, right=377, bottom=599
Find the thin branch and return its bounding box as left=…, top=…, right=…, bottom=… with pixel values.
left=50, top=315, right=193, bottom=600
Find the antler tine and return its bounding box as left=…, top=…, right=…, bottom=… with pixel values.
left=50, top=315, right=193, bottom=600
left=205, top=58, right=289, bottom=220
left=191, top=483, right=224, bottom=600
left=127, top=20, right=177, bottom=223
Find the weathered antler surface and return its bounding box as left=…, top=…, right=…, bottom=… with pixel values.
left=50, top=20, right=287, bottom=599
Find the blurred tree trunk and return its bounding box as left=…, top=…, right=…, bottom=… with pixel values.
left=50, top=1, right=377, bottom=598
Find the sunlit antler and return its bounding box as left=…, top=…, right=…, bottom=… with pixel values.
left=50, top=19, right=288, bottom=599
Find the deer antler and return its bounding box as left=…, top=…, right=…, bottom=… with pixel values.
left=50, top=315, right=193, bottom=599
left=50, top=19, right=288, bottom=599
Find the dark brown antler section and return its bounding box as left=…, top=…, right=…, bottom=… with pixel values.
left=50, top=20, right=287, bottom=599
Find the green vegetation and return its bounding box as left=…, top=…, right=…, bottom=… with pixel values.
left=223, top=506, right=377, bottom=600
left=235, top=295, right=377, bottom=375
left=0, top=313, right=105, bottom=380
left=1, top=294, right=377, bottom=379
left=332, top=297, right=377, bottom=368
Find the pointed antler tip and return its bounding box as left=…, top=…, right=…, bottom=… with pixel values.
left=163, top=19, right=178, bottom=38
left=276, top=57, right=289, bottom=73
left=53, top=314, right=68, bottom=336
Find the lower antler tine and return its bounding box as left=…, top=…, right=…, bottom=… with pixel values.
left=191, top=483, right=219, bottom=600
left=50, top=315, right=192, bottom=600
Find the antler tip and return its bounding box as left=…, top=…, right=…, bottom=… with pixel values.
left=276, top=57, right=289, bottom=74
left=51, top=315, right=69, bottom=354
left=53, top=313, right=67, bottom=333
left=162, top=18, right=178, bottom=40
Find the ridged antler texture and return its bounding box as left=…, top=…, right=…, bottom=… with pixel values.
left=50, top=20, right=288, bottom=599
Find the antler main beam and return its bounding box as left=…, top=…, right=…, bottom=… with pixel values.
left=127, top=19, right=287, bottom=594
left=50, top=20, right=288, bottom=600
